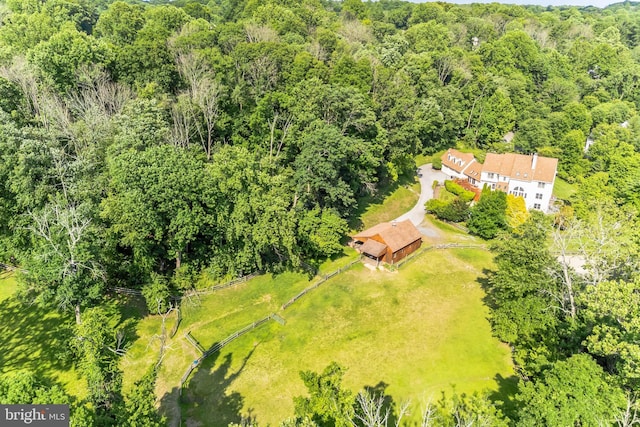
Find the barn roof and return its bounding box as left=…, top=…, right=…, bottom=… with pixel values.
left=353, top=220, right=422, bottom=252
left=360, top=239, right=387, bottom=258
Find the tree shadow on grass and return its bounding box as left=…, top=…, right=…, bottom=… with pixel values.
left=488, top=373, right=520, bottom=421
left=477, top=268, right=498, bottom=310
left=359, top=381, right=402, bottom=426
left=0, top=296, right=75, bottom=376
left=178, top=345, right=258, bottom=427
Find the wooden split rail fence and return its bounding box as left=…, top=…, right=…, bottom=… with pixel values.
left=179, top=313, right=277, bottom=395
left=181, top=272, right=261, bottom=299
left=281, top=258, right=361, bottom=310
left=394, top=242, right=488, bottom=268
left=184, top=331, right=205, bottom=354
left=112, top=272, right=260, bottom=340
left=111, top=271, right=261, bottom=300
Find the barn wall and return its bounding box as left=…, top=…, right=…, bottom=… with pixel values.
left=390, top=239, right=422, bottom=264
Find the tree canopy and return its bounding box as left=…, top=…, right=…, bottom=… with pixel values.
left=1, top=0, right=640, bottom=424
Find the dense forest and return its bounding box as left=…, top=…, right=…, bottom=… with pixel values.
left=0, top=0, right=640, bottom=425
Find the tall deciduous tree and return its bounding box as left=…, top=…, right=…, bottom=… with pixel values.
left=581, top=277, right=640, bottom=385
left=28, top=26, right=110, bottom=93
left=488, top=212, right=563, bottom=373
left=294, top=362, right=354, bottom=427
left=467, top=187, right=507, bottom=239
left=515, top=354, right=625, bottom=426
left=121, top=368, right=165, bottom=427
left=24, top=200, right=105, bottom=324
left=101, top=144, right=212, bottom=273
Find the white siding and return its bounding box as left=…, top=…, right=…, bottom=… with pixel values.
left=441, top=164, right=466, bottom=179
left=506, top=179, right=554, bottom=212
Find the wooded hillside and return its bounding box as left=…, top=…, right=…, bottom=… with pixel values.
left=0, top=0, right=639, bottom=425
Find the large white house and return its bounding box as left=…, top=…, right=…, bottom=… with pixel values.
left=441, top=149, right=558, bottom=212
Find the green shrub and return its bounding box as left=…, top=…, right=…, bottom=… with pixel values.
left=444, top=180, right=475, bottom=202
left=432, top=157, right=442, bottom=169
left=426, top=199, right=447, bottom=214
left=459, top=190, right=476, bottom=202
left=142, top=273, right=171, bottom=314
left=468, top=188, right=508, bottom=239
left=426, top=198, right=470, bottom=222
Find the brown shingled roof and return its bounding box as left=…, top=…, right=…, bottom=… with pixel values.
left=353, top=220, right=422, bottom=252
left=482, top=153, right=557, bottom=183
left=464, top=160, right=483, bottom=180
left=360, top=239, right=387, bottom=258
left=441, top=149, right=476, bottom=174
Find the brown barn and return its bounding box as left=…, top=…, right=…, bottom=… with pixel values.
left=352, top=220, right=423, bottom=265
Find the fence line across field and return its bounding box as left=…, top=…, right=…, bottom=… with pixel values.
left=281, top=258, right=361, bottom=310
left=111, top=271, right=261, bottom=300
left=179, top=313, right=276, bottom=395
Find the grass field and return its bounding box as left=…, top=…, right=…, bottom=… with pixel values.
left=178, top=248, right=514, bottom=426
left=0, top=272, right=87, bottom=398
left=120, top=250, right=363, bottom=417
left=553, top=177, right=577, bottom=201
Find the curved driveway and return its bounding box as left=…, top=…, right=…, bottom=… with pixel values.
left=394, top=163, right=447, bottom=236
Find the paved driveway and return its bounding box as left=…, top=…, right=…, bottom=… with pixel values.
left=395, top=163, right=447, bottom=236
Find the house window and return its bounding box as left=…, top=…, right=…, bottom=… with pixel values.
left=535, top=193, right=543, bottom=200
left=538, top=182, right=545, bottom=188
left=514, top=186, right=525, bottom=197
left=534, top=203, right=541, bottom=209
left=491, top=183, right=496, bottom=190
left=487, top=172, right=495, bottom=179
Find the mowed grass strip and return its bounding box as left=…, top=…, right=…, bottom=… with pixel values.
left=181, top=248, right=513, bottom=426
left=0, top=273, right=87, bottom=398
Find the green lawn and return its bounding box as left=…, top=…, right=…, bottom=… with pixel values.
left=179, top=248, right=513, bottom=426
left=121, top=250, right=363, bottom=418
left=553, top=177, right=577, bottom=201
left=0, top=272, right=87, bottom=399
left=415, top=150, right=447, bottom=167
left=351, top=176, right=420, bottom=232
left=0, top=271, right=16, bottom=302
